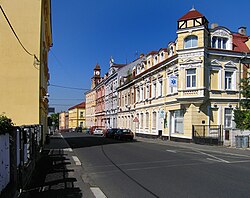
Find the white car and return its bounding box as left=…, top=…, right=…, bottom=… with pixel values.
left=93, top=128, right=104, bottom=135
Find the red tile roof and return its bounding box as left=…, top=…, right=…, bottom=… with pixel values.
left=178, top=9, right=204, bottom=22
left=232, top=33, right=250, bottom=53
left=68, top=102, right=86, bottom=110
left=148, top=51, right=158, bottom=56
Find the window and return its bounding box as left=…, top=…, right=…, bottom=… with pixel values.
left=140, top=87, right=144, bottom=101
left=224, top=108, right=232, bottom=128
left=136, top=88, right=140, bottom=102
left=186, top=69, right=196, bottom=88
left=154, top=56, right=158, bottom=65
left=80, top=112, right=84, bottom=118
left=146, top=85, right=150, bottom=99
left=184, top=35, right=198, bottom=49
left=152, top=81, right=156, bottom=98
left=140, top=113, right=143, bottom=129
left=212, top=37, right=228, bottom=49
left=158, top=80, right=163, bottom=97
left=146, top=112, right=149, bottom=128
left=225, top=71, right=233, bottom=90
left=152, top=112, right=156, bottom=129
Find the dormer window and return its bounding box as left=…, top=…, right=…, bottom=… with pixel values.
left=184, top=35, right=198, bottom=49
left=212, top=36, right=228, bottom=49
left=154, top=56, right=158, bottom=65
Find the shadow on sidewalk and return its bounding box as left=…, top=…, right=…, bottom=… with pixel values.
left=19, top=148, right=82, bottom=198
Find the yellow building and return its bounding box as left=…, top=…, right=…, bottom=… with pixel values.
left=85, top=64, right=101, bottom=128
left=117, top=8, right=250, bottom=144
left=59, top=111, right=69, bottom=130
left=0, top=0, right=52, bottom=142
left=68, top=102, right=86, bottom=129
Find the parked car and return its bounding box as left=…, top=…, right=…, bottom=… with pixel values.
left=93, top=128, right=104, bottom=135
left=114, top=129, right=134, bottom=140
left=105, top=128, right=120, bottom=138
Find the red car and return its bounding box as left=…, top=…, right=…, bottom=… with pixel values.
left=114, top=129, right=134, bottom=140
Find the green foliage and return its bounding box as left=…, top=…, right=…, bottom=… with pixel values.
left=0, top=114, right=14, bottom=135
left=234, top=77, right=250, bottom=130
left=234, top=110, right=250, bottom=130
left=49, top=113, right=59, bottom=128
left=240, top=78, right=250, bottom=109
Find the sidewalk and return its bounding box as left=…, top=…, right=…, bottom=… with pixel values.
left=19, top=133, right=95, bottom=198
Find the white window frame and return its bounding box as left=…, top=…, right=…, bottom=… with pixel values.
left=152, top=81, right=156, bottom=98
left=224, top=71, right=235, bottom=90
left=186, top=69, right=196, bottom=88
left=152, top=112, right=157, bottom=129
left=158, top=79, right=163, bottom=97
left=184, top=35, right=198, bottom=49
left=224, top=108, right=233, bottom=128
left=212, top=36, right=228, bottom=50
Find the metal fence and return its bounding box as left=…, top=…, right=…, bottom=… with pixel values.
left=192, top=125, right=223, bottom=145
left=0, top=125, right=43, bottom=196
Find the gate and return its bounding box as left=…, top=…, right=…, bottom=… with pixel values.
left=192, top=125, right=223, bottom=145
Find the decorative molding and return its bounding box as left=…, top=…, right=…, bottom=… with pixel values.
left=224, top=60, right=237, bottom=68
left=212, top=29, right=230, bottom=38
left=211, top=59, right=222, bottom=66
left=179, top=52, right=203, bottom=59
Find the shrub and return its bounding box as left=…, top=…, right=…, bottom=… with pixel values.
left=0, top=114, right=14, bottom=135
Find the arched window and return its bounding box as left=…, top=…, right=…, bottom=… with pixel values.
left=184, top=35, right=198, bottom=49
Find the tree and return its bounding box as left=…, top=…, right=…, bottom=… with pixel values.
left=234, top=78, right=250, bottom=130
left=49, top=113, right=59, bottom=128
left=0, top=114, right=14, bottom=135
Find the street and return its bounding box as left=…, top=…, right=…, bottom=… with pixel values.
left=63, top=132, right=250, bottom=198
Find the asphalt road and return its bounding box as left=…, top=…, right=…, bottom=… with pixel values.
left=62, top=133, right=250, bottom=198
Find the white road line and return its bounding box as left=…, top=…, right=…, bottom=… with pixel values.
left=193, top=149, right=230, bottom=163
left=72, top=156, right=81, bottom=166
left=90, top=187, right=107, bottom=198
left=228, top=160, right=250, bottom=164
left=166, top=149, right=177, bottom=153
left=63, top=148, right=73, bottom=152
left=206, top=158, right=224, bottom=163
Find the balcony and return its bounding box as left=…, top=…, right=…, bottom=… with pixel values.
left=177, top=88, right=206, bottom=104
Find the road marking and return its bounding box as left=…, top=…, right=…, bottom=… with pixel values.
left=166, top=149, right=177, bottom=153
left=72, top=156, right=81, bottom=166
left=206, top=158, right=224, bottom=163
left=63, top=148, right=73, bottom=152
left=90, top=187, right=107, bottom=198
left=228, top=160, right=250, bottom=164
left=193, top=149, right=230, bottom=163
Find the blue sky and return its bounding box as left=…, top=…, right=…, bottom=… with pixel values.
left=48, top=0, right=250, bottom=112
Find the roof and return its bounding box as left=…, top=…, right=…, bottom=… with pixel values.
left=148, top=51, right=158, bottom=56
left=232, top=33, right=250, bottom=53
left=68, top=102, right=86, bottom=110
left=178, top=8, right=204, bottom=22
left=94, top=63, right=100, bottom=70
left=111, top=63, right=126, bottom=68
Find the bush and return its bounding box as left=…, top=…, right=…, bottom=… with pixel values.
left=0, top=114, right=14, bottom=135
left=234, top=109, right=250, bottom=130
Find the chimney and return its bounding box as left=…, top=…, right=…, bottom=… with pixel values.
left=140, top=53, right=144, bottom=58
left=238, top=27, right=247, bottom=36
left=211, top=23, right=218, bottom=29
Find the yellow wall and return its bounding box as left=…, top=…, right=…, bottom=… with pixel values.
left=0, top=0, right=52, bottom=140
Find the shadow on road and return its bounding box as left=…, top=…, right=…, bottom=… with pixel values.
left=65, top=135, right=137, bottom=149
